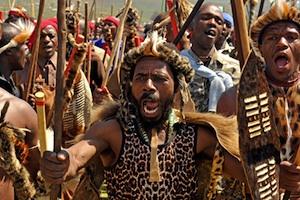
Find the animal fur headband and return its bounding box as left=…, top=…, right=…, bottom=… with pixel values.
left=250, top=0, right=300, bottom=57
left=122, top=31, right=194, bottom=106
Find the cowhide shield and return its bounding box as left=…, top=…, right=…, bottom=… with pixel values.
left=237, top=51, right=281, bottom=200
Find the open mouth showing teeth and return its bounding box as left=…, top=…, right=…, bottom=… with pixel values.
left=205, top=29, right=217, bottom=37
left=143, top=101, right=159, bottom=115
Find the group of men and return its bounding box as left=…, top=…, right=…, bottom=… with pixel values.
left=0, top=0, right=300, bottom=199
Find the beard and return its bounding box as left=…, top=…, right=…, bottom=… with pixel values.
left=130, top=92, right=174, bottom=129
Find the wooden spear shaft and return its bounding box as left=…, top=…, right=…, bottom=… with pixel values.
left=24, top=0, right=45, bottom=102
left=50, top=0, right=66, bottom=199
left=173, top=0, right=205, bottom=45
left=231, top=0, right=250, bottom=68
left=35, top=91, right=47, bottom=155
left=102, top=0, right=132, bottom=87
left=31, top=0, right=35, bottom=23
left=84, top=2, right=92, bottom=84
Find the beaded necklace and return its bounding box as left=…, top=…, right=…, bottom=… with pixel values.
left=135, top=109, right=178, bottom=145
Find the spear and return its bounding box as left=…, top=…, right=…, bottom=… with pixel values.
left=102, top=0, right=132, bottom=87
left=173, top=0, right=205, bottom=46
left=88, top=0, right=95, bottom=21
left=31, top=0, right=35, bottom=18
left=257, top=0, right=265, bottom=18
left=24, top=0, right=45, bottom=102
left=83, top=2, right=91, bottom=84
left=230, top=0, right=251, bottom=68
left=49, top=0, right=66, bottom=199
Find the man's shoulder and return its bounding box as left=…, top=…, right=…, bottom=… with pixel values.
left=216, top=51, right=239, bottom=66
left=90, top=118, right=121, bottom=132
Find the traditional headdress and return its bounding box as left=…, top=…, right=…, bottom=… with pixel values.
left=122, top=31, right=194, bottom=108
left=250, top=0, right=300, bottom=57
left=7, top=7, right=31, bottom=21
left=103, top=16, right=120, bottom=27
left=0, top=18, right=34, bottom=55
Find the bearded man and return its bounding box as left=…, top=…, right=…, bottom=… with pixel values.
left=39, top=32, right=246, bottom=199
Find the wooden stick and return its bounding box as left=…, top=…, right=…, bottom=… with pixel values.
left=108, top=36, right=127, bottom=96
left=257, top=0, right=265, bottom=18
left=173, top=0, right=205, bottom=45
left=102, top=0, right=132, bottom=87
left=50, top=0, right=67, bottom=199
left=31, top=0, right=35, bottom=18
left=11, top=0, right=15, bottom=9
left=83, top=2, right=91, bottom=81
left=54, top=0, right=66, bottom=166
left=88, top=0, right=95, bottom=21
left=84, top=2, right=88, bottom=43
left=35, top=91, right=47, bottom=155
left=86, top=44, right=92, bottom=84
left=231, top=0, right=250, bottom=68
left=111, top=5, right=114, bottom=16
left=24, top=0, right=45, bottom=102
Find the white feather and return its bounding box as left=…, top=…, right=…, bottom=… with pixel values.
left=9, top=18, right=35, bottom=36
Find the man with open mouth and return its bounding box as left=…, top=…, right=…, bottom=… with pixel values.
left=181, top=3, right=240, bottom=114
left=40, top=32, right=246, bottom=199
left=218, top=0, right=300, bottom=198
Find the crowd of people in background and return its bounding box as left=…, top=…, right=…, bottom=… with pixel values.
left=0, top=0, right=300, bottom=199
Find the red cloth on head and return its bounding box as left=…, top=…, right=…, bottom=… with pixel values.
left=28, top=18, right=58, bottom=50
left=40, top=18, right=58, bottom=31
left=103, top=16, right=120, bottom=27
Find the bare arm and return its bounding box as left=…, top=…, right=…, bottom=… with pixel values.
left=216, top=85, right=237, bottom=117
left=20, top=101, right=41, bottom=181
left=41, top=119, right=120, bottom=184
left=4, top=97, right=41, bottom=181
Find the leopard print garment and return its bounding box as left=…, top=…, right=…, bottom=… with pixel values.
left=271, top=83, right=300, bottom=198
left=104, top=122, right=199, bottom=199
left=271, top=84, right=300, bottom=161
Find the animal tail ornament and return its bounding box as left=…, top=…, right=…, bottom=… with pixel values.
left=250, top=0, right=300, bottom=58
left=249, top=0, right=259, bottom=28
left=0, top=18, right=35, bottom=55
left=0, top=102, right=36, bottom=200
left=175, top=0, right=193, bottom=28
left=237, top=51, right=281, bottom=200
left=62, top=42, right=93, bottom=146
